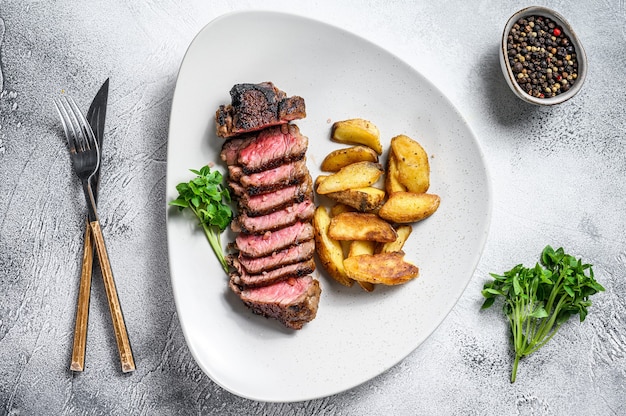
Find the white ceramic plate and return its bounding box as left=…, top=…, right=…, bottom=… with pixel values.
left=166, top=11, right=491, bottom=403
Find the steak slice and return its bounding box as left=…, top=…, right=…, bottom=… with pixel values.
left=231, top=199, right=315, bottom=234
left=233, top=240, right=315, bottom=275
left=220, top=124, right=308, bottom=174
left=230, top=258, right=316, bottom=289
left=237, top=159, right=309, bottom=196
left=216, top=82, right=306, bottom=138
left=237, top=176, right=313, bottom=217
left=233, top=221, right=314, bottom=258
left=230, top=275, right=321, bottom=330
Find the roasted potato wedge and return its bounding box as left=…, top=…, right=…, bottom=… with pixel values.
left=331, top=119, right=383, bottom=155
left=391, top=134, right=430, bottom=194
left=385, top=151, right=407, bottom=195
left=328, top=212, right=397, bottom=242
left=316, top=161, right=383, bottom=195
left=313, top=206, right=353, bottom=287
left=378, top=224, right=413, bottom=253
left=330, top=203, right=355, bottom=217
left=343, top=251, right=419, bottom=285
left=378, top=192, right=440, bottom=223
left=325, top=187, right=386, bottom=212
left=348, top=241, right=377, bottom=292
left=315, top=174, right=329, bottom=190
left=348, top=240, right=376, bottom=257
left=320, top=145, right=379, bottom=172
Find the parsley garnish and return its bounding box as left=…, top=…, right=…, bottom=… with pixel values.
left=481, top=245, right=604, bottom=382
left=170, top=165, right=233, bottom=273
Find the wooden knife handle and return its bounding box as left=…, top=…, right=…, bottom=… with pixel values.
left=90, top=220, right=136, bottom=373
left=70, top=221, right=94, bottom=372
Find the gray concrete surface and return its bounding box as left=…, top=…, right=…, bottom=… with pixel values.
left=0, top=1, right=624, bottom=414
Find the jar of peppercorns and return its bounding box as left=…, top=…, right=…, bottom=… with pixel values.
left=500, top=6, right=587, bottom=105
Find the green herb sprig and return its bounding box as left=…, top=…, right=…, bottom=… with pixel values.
left=170, top=165, right=233, bottom=273
left=481, top=245, right=604, bottom=382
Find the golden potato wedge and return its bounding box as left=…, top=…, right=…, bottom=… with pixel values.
left=385, top=151, right=407, bottom=195
left=328, top=212, right=397, bottom=242
left=331, top=119, right=383, bottom=155
left=347, top=241, right=377, bottom=292
left=315, top=174, right=329, bottom=190
left=316, top=161, right=383, bottom=195
left=391, top=134, right=430, bottom=194
left=378, top=224, right=413, bottom=253
left=313, top=206, right=353, bottom=287
left=330, top=203, right=355, bottom=217
left=343, top=251, right=419, bottom=285
left=320, top=145, right=379, bottom=172
left=325, top=187, right=386, bottom=212
left=378, top=192, right=440, bottom=223
left=348, top=240, right=376, bottom=257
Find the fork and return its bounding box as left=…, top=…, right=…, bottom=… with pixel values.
left=55, top=96, right=136, bottom=373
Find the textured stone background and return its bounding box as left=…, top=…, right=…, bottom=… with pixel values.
left=1, top=1, right=625, bottom=415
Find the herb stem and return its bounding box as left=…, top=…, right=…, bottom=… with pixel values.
left=202, top=222, right=229, bottom=273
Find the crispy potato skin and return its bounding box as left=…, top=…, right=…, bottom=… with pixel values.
left=378, top=224, right=413, bottom=253
left=320, top=145, right=379, bottom=172
left=378, top=192, right=441, bottom=223
left=325, top=187, right=385, bottom=212
left=316, top=161, right=383, bottom=195
left=343, top=252, right=419, bottom=285
left=331, top=119, right=382, bottom=154
left=329, top=212, right=397, bottom=242
left=391, top=134, right=430, bottom=194
left=313, top=206, right=354, bottom=287
left=385, top=151, right=407, bottom=195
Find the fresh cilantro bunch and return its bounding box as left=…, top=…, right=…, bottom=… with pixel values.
left=170, top=165, right=233, bottom=273
left=481, top=245, right=604, bottom=382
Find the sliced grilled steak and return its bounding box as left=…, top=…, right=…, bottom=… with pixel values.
left=230, top=275, right=321, bottom=330
left=233, top=221, right=314, bottom=258
left=232, top=240, right=315, bottom=275
left=216, top=82, right=306, bottom=138
left=220, top=124, right=308, bottom=174
left=230, top=258, right=316, bottom=289
left=237, top=159, right=309, bottom=196
left=220, top=135, right=256, bottom=166
left=236, top=176, right=313, bottom=217
left=231, top=199, right=314, bottom=234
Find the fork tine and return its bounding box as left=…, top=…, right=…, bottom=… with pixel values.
left=68, top=96, right=99, bottom=157
left=64, top=97, right=89, bottom=153
left=54, top=98, right=78, bottom=153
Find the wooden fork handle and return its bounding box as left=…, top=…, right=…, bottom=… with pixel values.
left=90, top=220, right=136, bottom=373
left=70, top=220, right=94, bottom=372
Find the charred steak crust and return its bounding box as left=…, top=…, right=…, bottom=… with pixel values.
left=229, top=258, right=316, bottom=289
left=235, top=176, right=314, bottom=217
left=234, top=159, right=309, bottom=196
left=229, top=276, right=321, bottom=330
left=231, top=199, right=315, bottom=234
left=233, top=221, right=315, bottom=258
left=216, top=82, right=306, bottom=138
left=231, top=240, right=316, bottom=275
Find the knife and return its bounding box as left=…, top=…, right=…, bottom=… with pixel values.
left=70, top=79, right=109, bottom=372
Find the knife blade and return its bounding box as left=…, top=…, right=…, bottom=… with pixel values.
left=70, top=79, right=109, bottom=372
left=87, top=78, right=109, bottom=203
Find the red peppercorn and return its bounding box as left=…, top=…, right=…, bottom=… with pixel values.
left=553, top=28, right=561, bottom=36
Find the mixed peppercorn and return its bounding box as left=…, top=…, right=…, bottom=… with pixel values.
left=506, top=15, right=578, bottom=99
